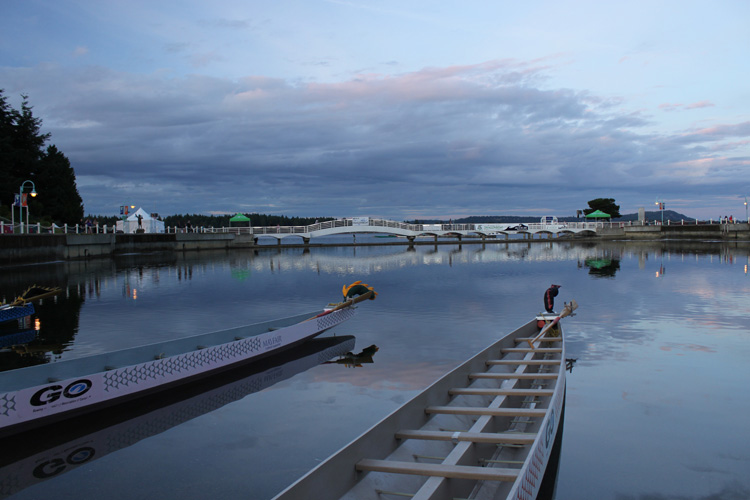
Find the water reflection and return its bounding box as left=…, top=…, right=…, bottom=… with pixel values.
left=583, top=257, right=621, bottom=278
left=323, top=344, right=379, bottom=368
left=0, top=330, right=36, bottom=350
left=0, top=285, right=83, bottom=372
left=0, top=240, right=748, bottom=500
left=0, top=335, right=356, bottom=499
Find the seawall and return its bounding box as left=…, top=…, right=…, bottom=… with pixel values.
left=596, top=223, right=749, bottom=240
left=0, top=233, right=256, bottom=266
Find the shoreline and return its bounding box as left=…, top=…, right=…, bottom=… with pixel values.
left=1, top=225, right=749, bottom=267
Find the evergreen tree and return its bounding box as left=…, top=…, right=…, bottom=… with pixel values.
left=0, top=90, right=20, bottom=207
left=36, top=145, right=84, bottom=224
left=584, top=198, right=621, bottom=218
left=9, top=95, right=49, bottom=190
left=0, top=90, right=83, bottom=224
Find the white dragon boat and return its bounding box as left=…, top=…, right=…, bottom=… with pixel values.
left=0, top=282, right=376, bottom=438
left=274, top=300, right=577, bottom=500
left=0, top=334, right=358, bottom=499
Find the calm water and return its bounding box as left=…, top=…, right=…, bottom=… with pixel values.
left=1, top=238, right=749, bottom=500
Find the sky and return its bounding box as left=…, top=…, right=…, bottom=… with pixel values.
left=2, top=1, right=750, bottom=220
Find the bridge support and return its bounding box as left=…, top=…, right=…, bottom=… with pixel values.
left=303, top=237, right=310, bottom=245
left=407, top=236, right=415, bottom=243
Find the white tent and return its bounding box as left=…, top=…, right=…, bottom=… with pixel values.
left=116, top=207, right=165, bottom=234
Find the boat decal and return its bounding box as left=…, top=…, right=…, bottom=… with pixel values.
left=0, top=393, right=15, bottom=416
left=30, top=379, right=92, bottom=406
left=103, top=335, right=271, bottom=392
left=317, top=307, right=355, bottom=331
left=544, top=407, right=556, bottom=449
left=513, top=348, right=565, bottom=500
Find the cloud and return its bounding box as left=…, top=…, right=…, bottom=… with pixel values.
left=2, top=60, right=749, bottom=218
left=659, top=100, right=715, bottom=112
left=685, top=100, right=714, bottom=110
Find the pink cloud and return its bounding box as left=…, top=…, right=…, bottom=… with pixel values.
left=659, top=100, right=715, bottom=112
left=685, top=100, right=714, bottom=109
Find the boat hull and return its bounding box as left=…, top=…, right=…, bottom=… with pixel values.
left=0, top=303, right=34, bottom=324
left=274, top=314, right=566, bottom=500
left=0, top=306, right=356, bottom=438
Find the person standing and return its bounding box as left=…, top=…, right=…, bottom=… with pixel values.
left=544, top=284, right=561, bottom=313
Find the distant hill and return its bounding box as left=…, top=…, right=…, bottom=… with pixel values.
left=616, top=210, right=693, bottom=222
left=408, top=210, right=693, bottom=224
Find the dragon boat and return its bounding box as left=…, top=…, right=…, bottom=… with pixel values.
left=274, top=300, right=577, bottom=500
left=0, top=282, right=376, bottom=438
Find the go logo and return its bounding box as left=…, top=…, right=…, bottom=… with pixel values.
left=33, top=447, right=96, bottom=478
left=30, top=379, right=93, bottom=407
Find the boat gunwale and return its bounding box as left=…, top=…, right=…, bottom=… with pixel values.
left=0, top=310, right=320, bottom=392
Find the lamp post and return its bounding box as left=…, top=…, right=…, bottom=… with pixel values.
left=120, top=204, right=135, bottom=233
left=19, top=180, right=38, bottom=234
left=655, top=198, right=664, bottom=225
left=745, top=197, right=748, bottom=223
left=120, top=204, right=135, bottom=220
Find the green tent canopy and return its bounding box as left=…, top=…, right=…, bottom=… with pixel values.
left=229, top=213, right=251, bottom=222
left=229, top=213, right=251, bottom=226
left=585, top=210, right=610, bottom=218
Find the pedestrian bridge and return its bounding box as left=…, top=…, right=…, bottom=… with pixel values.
left=241, top=217, right=602, bottom=243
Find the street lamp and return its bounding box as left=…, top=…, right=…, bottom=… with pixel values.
left=19, top=180, right=37, bottom=234
left=655, top=197, right=665, bottom=225
left=744, top=196, right=748, bottom=223
left=120, top=204, right=135, bottom=220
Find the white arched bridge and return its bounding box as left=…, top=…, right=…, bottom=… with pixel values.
left=236, top=217, right=602, bottom=244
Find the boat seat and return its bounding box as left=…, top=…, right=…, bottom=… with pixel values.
left=448, top=388, right=554, bottom=397
left=501, top=347, right=562, bottom=353
left=515, top=337, right=562, bottom=342
left=356, top=459, right=519, bottom=481
left=486, top=359, right=561, bottom=365
left=425, top=406, right=546, bottom=417
left=395, top=429, right=537, bottom=444
left=468, top=372, right=558, bottom=380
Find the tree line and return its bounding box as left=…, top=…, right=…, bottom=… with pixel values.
left=162, top=213, right=335, bottom=228
left=1, top=90, right=84, bottom=226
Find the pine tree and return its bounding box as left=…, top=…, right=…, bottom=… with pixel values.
left=0, top=90, right=83, bottom=224
left=36, top=145, right=84, bottom=224
left=0, top=90, right=20, bottom=208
